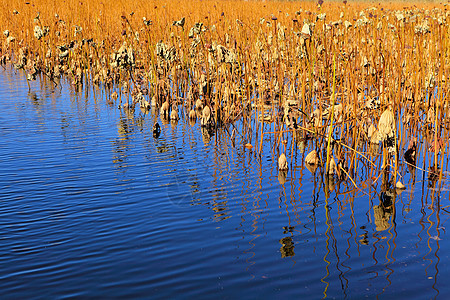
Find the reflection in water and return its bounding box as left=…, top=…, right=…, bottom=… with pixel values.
left=279, top=236, right=295, bottom=258
left=278, top=170, right=287, bottom=185
left=160, top=115, right=170, bottom=125
left=3, top=68, right=450, bottom=298
left=153, top=122, right=161, bottom=138
left=170, top=122, right=450, bottom=299
left=374, top=190, right=394, bottom=232
left=112, top=115, right=135, bottom=171
left=211, top=200, right=230, bottom=221
left=201, top=126, right=213, bottom=144
left=28, top=91, right=41, bottom=106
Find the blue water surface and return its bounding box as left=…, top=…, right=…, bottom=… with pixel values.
left=1, top=68, right=450, bottom=299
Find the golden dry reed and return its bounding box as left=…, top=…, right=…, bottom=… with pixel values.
left=1, top=0, right=450, bottom=189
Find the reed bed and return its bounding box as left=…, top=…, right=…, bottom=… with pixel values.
left=2, top=0, right=450, bottom=193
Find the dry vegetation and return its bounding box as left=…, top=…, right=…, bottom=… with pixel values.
left=1, top=0, right=450, bottom=192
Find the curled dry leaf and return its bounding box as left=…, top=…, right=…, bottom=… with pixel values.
left=305, top=150, right=320, bottom=165
left=160, top=100, right=170, bottom=117
left=327, top=157, right=337, bottom=175
left=278, top=153, right=288, bottom=171
left=396, top=181, right=406, bottom=189
left=189, top=109, right=196, bottom=120
left=378, top=105, right=395, bottom=143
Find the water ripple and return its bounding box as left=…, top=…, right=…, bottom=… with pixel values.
left=0, top=68, right=448, bottom=298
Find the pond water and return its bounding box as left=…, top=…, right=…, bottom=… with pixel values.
left=1, top=67, right=450, bottom=299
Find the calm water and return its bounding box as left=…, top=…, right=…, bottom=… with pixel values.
left=1, top=67, right=450, bottom=299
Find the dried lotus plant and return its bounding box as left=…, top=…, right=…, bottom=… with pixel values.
left=0, top=0, right=449, bottom=190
